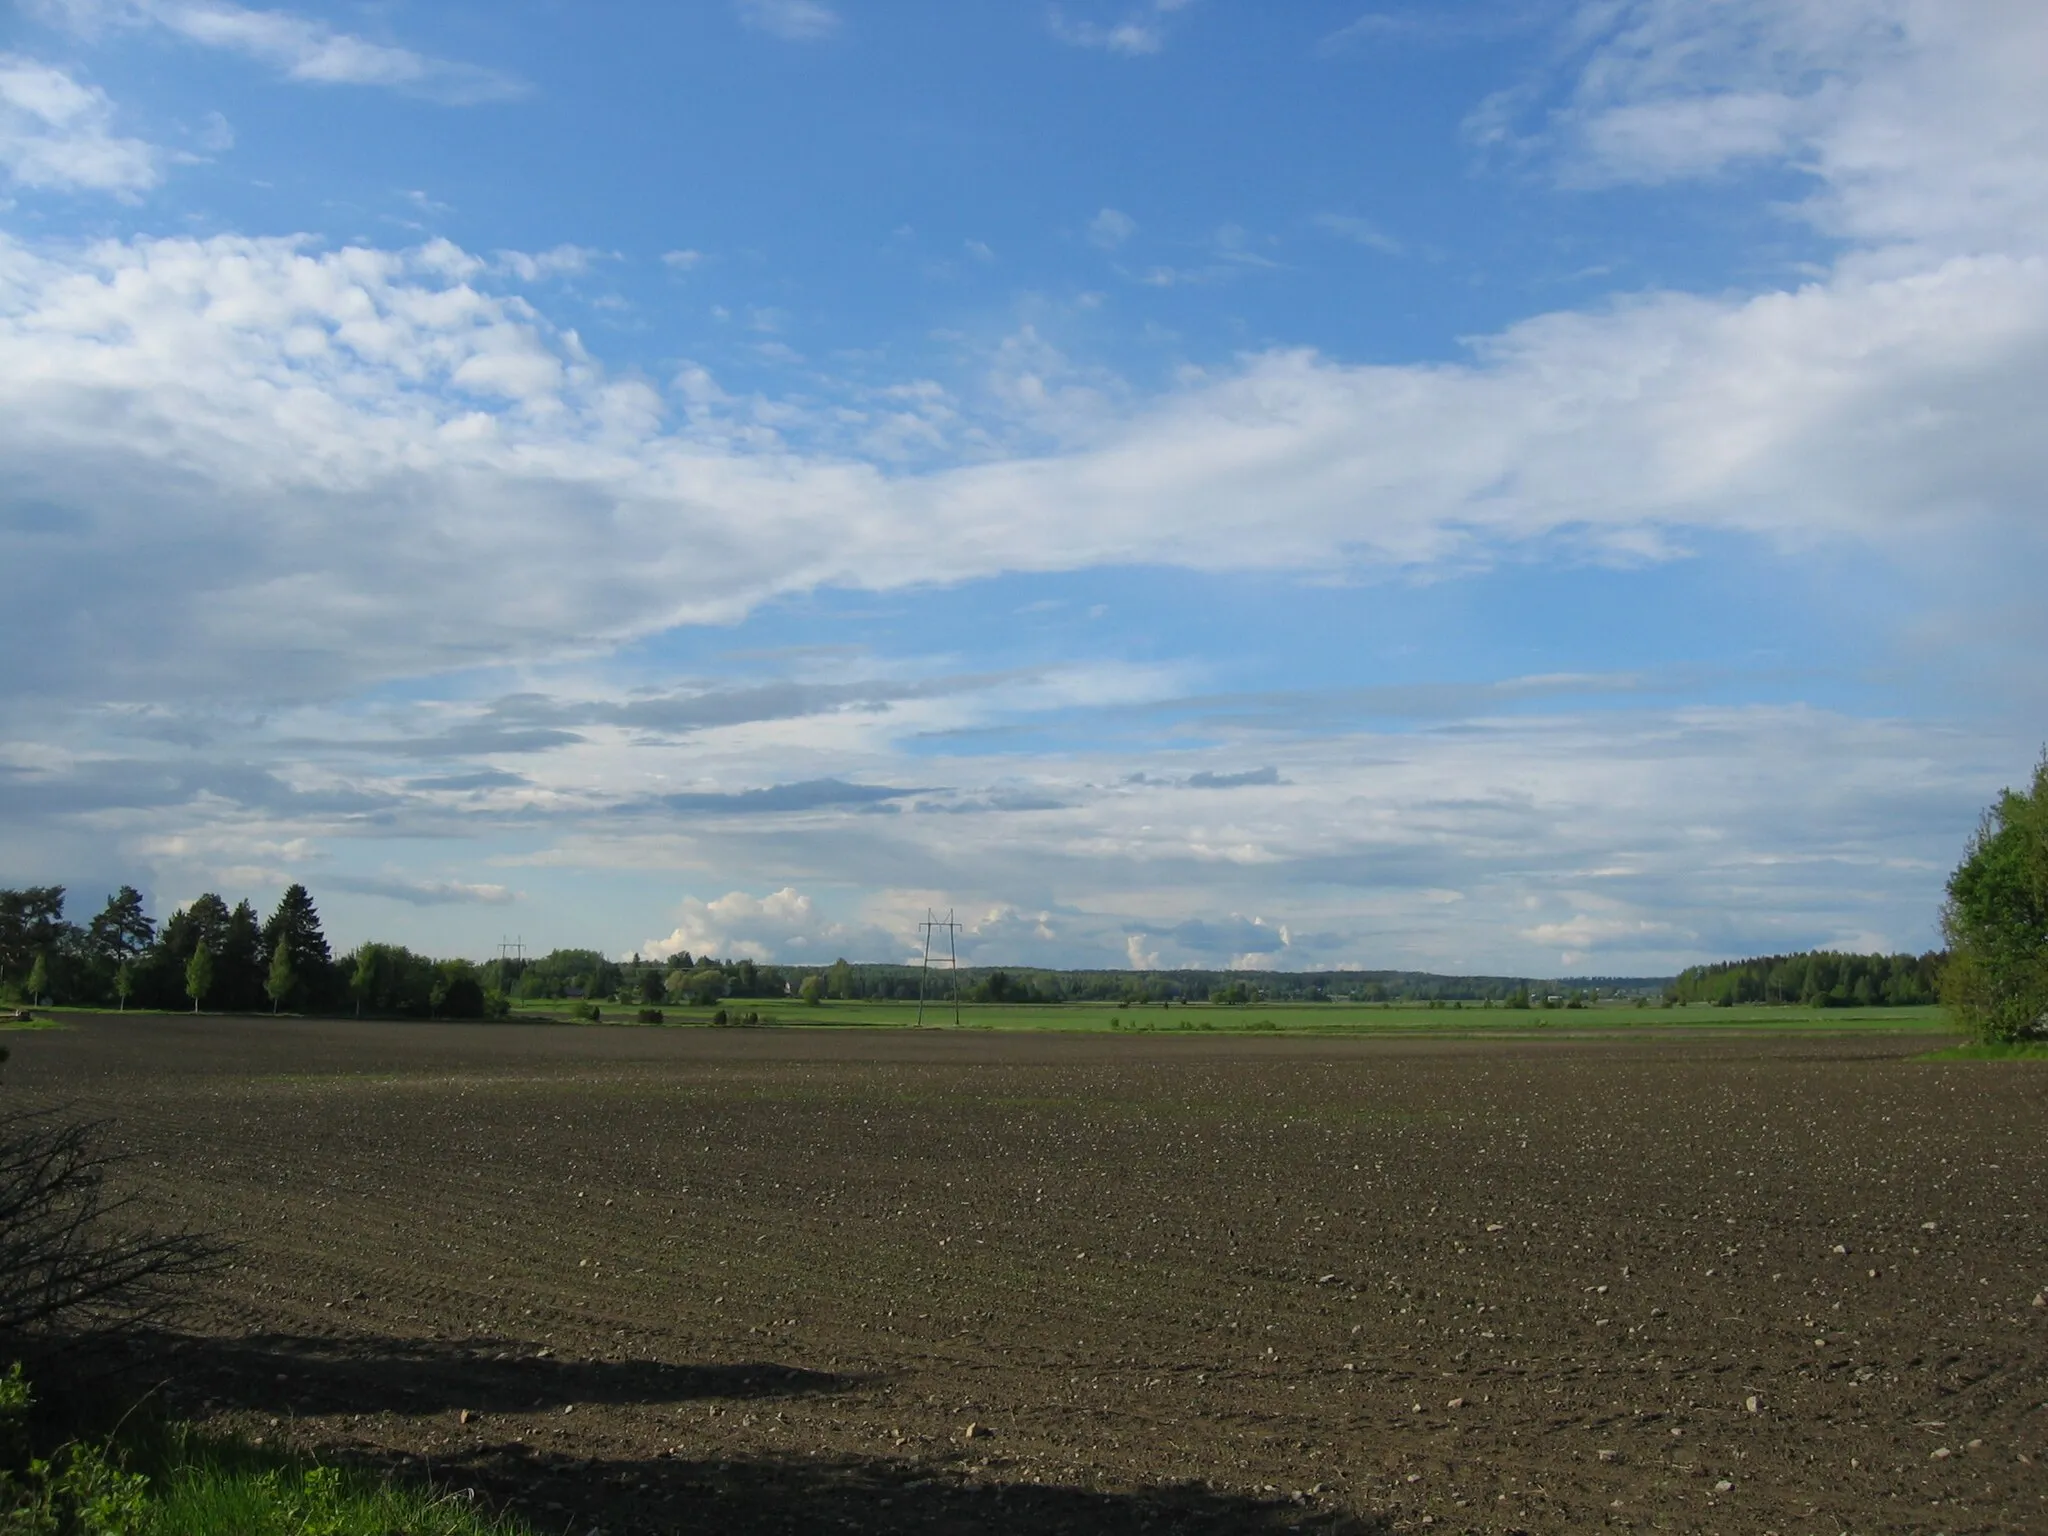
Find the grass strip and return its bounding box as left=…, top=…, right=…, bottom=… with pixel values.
left=4, top=1363, right=532, bottom=1536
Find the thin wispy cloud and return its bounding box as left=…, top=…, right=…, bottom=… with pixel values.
left=736, top=0, right=841, bottom=43
left=1318, top=5, right=1542, bottom=55
left=38, top=0, right=526, bottom=102
left=1049, top=0, right=1193, bottom=56
left=327, top=874, right=519, bottom=907
left=1313, top=212, right=1403, bottom=255
left=492, top=244, right=608, bottom=282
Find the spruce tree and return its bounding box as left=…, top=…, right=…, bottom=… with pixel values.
left=262, top=885, right=332, bottom=1006
left=220, top=900, right=264, bottom=1012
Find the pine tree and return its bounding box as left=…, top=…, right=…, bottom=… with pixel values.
left=184, top=945, right=213, bottom=1014
left=87, top=886, right=155, bottom=963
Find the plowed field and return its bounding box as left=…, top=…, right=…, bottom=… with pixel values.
left=7, top=1016, right=2046, bottom=1534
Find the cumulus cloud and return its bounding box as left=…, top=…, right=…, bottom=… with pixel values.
left=0, top=54, right=158, bottom=192
left=3, top=211, right=2039, bottom=714
left=642, top=887, right=820, bottom=961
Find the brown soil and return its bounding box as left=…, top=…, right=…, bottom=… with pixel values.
left=7, top=1016, right=2046, bottom=1534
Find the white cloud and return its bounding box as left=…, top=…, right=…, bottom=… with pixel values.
left=493, top=244, right=606, bottom=282
left=1087, top=207, right=1137, bottom=249
left=661, top=248, right=705, bottom=271
left=0, top=54, right=158, bottom=193
left=736, top=0, right=840, bottom=43
left=1, top=214, right=2043, bottom=711
left=41, top=0, right=524, bottom=102
left=643, top=887, right=820, bottom=961
left=1493, top=0, right=2048, bottom=256
left=328, top=874, right=517, bottom=906
left=1050, top=1, right=1192, bottom=56
left=1, top=0, right=2043, bottom=971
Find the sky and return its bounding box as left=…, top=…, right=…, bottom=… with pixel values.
left=2, top=0, right=2044, bottom=975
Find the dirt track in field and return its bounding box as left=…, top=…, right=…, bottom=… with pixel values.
left=7, top=1015, right=2047, bottom=1534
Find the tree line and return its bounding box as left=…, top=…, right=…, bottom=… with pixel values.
left=0, top=884, right=503, bottom=1019
left=1666, top=949, right=1945, bottom=1007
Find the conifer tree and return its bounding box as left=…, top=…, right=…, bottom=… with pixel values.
left=262, top=884, right=332, bottom=1006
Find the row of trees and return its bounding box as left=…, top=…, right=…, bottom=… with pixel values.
left=1667, top=949, right=1946, bottom=1008
left=0, top=885, right=504, bottom=1019
left=0, top=884, right=334, bottom=1015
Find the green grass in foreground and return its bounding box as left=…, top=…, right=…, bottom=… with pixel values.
left=137, top=1451, right=530, bottom=1536
left=3, top=1364, right=529, bottom=1536
left=1916, top=1039, right=2048, bottom=1060
left=509, top=996, right=1954, bottom=1036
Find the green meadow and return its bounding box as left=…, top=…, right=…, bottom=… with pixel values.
left=510, top=995, right=1955, bottom=1037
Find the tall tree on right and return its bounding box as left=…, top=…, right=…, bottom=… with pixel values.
left=1942, top=754, right=2048, bottom=1043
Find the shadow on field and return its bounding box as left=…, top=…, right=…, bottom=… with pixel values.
left=135, top=1330, right=859, bottom=1417
left=118, top=1332, right=1388, bottom=1533
left=375, top=1443, right=1388, bottom=1536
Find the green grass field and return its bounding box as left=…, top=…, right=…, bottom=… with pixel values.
left=508, top=995, right=1956, bottom=1037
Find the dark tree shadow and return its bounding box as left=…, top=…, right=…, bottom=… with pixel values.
left=103, top=1331, right=1391, bottom=1532
left=123, top=1329, right=859, bottom=1418
left=350, top=1442, right=1388, bottom=1536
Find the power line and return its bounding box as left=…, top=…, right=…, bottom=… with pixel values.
left=916, top=908, right=962, bottom=1028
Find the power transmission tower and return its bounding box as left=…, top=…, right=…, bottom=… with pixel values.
left=916, top=908, right=962, bottom=1027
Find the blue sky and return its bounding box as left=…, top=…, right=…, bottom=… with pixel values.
left=3, top=0, right=2044, bottom=973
